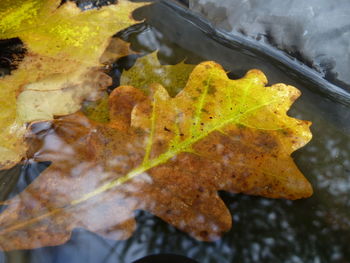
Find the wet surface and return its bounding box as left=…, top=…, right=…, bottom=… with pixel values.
left=190, top=0, right=350, bottom=92
left=0, top=1, right=349, bottom=263
left=132, top=254, right=199, bottom=262
left=60, top=0, right=117, bottom=9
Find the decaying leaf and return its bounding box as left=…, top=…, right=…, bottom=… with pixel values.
left=121, top=52, right=195, bottom=97
left=0, top=62, right=312, bottom=250
left=0, top=0, right=146, bottom=169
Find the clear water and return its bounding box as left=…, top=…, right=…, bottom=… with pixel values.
left=0, top=2, right=349, bottom=263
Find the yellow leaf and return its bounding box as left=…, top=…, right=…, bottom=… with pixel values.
left=0, top=0, right=146, bottom=169
left=0, top=0, right=60, bottom=38
left=129, top=62, right=313, bottom=199
left=0, top=0, right=144, bottom=62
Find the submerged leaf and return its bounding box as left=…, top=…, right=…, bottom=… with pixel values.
left=82, top=52, right=195, bottom=124
left=17, top=66, right=112, bottom=122
left=82, top=92, right=110, bottom=123
left=0, top=62, right=312, bottom=250
left=0, top=0, right=146, bottom=169
left=99, top=38, right=136, bottom=65
left=121, top=52, right=195, bottom=97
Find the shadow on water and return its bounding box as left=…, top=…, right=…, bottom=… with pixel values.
left=0, top=1, right=349, bottom=263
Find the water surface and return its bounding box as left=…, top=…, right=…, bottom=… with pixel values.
left=0, top=2, right=349, bottom=263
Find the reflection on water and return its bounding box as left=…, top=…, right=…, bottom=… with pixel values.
left=0, top=1, right=349, bottom=263
left=189, top=0, right=350, bottom=92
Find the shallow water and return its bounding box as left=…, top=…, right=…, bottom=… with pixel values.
left=0, top=1, right=349, bottom=263
left=189, top=0, right=350, bottom=93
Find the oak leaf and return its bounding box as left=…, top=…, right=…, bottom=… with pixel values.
left=0, top=0, right=146, bottom=169
left=0, top=62, right=312, bottom=250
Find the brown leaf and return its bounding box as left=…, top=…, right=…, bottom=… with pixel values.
left=0, top=62, right=312, bottom=250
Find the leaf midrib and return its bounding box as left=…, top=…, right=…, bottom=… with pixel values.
left=71, top=97, right=278, bottom=205
left=0, top=90, right=278, bottom=235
